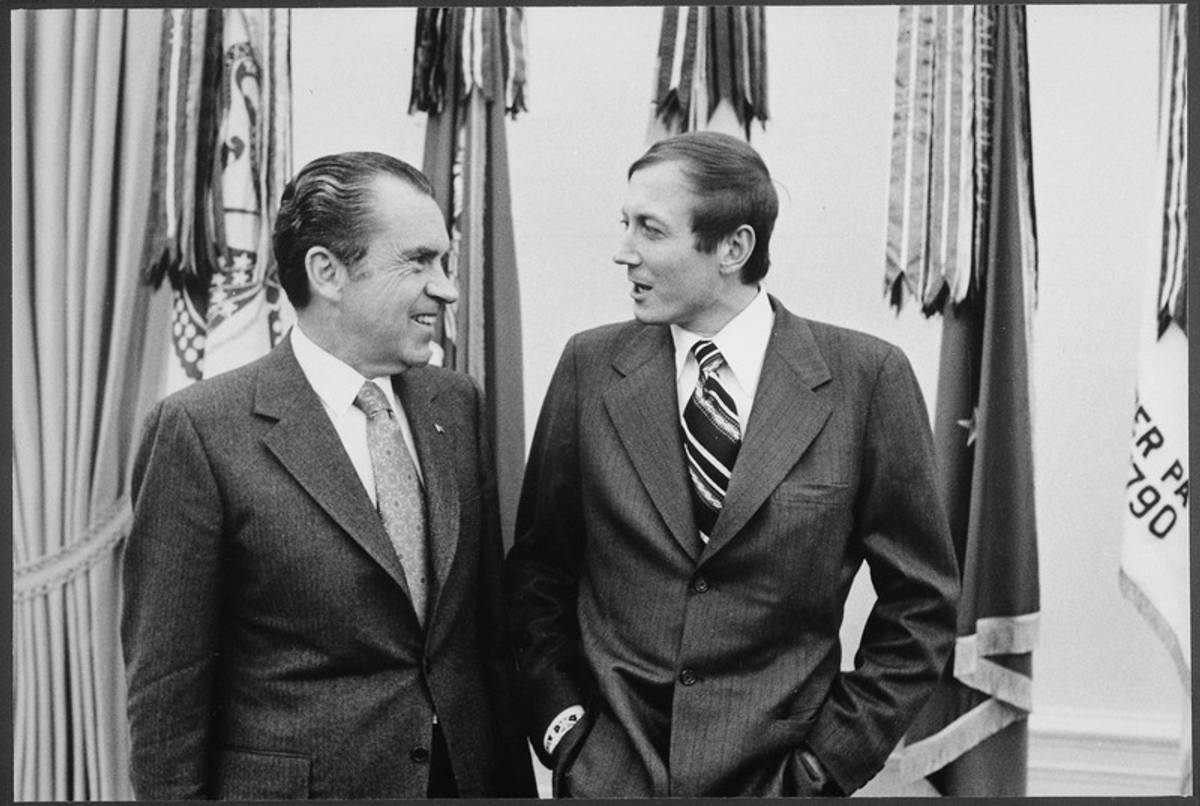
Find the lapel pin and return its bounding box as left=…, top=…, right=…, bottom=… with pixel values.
left=434, top=423, right=445, bottom=434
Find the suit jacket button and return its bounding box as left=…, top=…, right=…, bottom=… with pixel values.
left=692, top=576, right=709, bottom=593
left=679, top=668, right=698, bottom=686
left=411, top=747, right=430, bottom=763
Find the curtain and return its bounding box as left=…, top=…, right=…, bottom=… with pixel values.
left=410, top=7, right=527, bottom=550
left=887, top=6, right=1041, bottom=796
left=12, top=9, right=166, bottom=800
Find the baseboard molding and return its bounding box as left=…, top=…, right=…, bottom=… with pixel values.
left=1028, top=707, right=1188, bottom=796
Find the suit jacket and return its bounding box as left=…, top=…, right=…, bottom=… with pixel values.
left=505, top=296, right=958, bottom=797
left=121, top=336, right=534, bottom=800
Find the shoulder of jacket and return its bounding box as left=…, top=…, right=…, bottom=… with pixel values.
left=799, top=316, right=902, bottom=362
left=568, top=319, right=648, bottom=353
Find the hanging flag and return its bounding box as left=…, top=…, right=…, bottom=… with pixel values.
left=1120, top=4, right=1190, bottom=795
left=649, top=5, right=768, bottom=140
left=143, top=8, right=294, bottom=392
left=893, top=6, right=1040, bottom=796
left=409, top=7, right=527, bottom=550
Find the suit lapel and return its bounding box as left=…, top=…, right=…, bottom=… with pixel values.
left=256, top=338, right=413, bottom=599
left=394, top=368, right=460, bottom=626
left=703, top=301, right=834, bottom=559
left=603, top=325, right=700, bottom=561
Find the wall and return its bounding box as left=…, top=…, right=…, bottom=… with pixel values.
left=291, top=4, right=1185, bottom=793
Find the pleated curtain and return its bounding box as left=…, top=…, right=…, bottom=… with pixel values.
left=12, top=9, right=167, bottom=800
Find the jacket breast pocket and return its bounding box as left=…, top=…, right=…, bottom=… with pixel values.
left=216, top=747, right=311, bottom=800
left=772, top=480, right=853, bottom=507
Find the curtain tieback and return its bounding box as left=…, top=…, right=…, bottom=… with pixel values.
left=14, top=498, right=132, bottom=601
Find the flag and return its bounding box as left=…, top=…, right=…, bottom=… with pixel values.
left=410, top=7, right=527, bottom=549
left=648, top=6, right=768, bottom=141
left=143, top=8, right=294, bottom=392
left=891, top=6, right=1041, bottom=795
left=1120, top=3, right=1190, bottom=794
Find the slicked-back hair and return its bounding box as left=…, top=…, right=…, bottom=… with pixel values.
left=628, top=131, right=778, bottom=284
left=273, top=151, right=436, bottom=308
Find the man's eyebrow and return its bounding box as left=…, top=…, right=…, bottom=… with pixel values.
left=633, top=213, right=666, bottom=227
left=399, top=247, right=442, bottom=262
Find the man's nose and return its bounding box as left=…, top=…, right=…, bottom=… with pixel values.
left=426, top=265, right=459, bottom=304
left=613, top=233, right=639, bottom=266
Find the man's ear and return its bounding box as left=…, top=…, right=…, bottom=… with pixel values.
left=719, top=224, right=756, bottom=277
left=305, top=246, right=345, bottom=303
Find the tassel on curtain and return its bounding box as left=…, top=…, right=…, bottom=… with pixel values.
left=649, top=5, right=768, bottom=140
left=142, top=8, right=294, bottom=393
left=886, top=6, right=1041, bottom=796
left=409, top=7, right=528, bottom=550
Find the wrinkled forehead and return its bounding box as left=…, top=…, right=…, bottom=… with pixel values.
left=364, top=175, right=449, bottom=252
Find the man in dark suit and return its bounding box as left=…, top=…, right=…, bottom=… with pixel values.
left=122, top=152, right=534, bottom=799
left=506, top=131, right=959, bottom=797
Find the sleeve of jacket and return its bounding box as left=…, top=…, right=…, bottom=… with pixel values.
left=121, top=398, right=225, bottom=799
left=802, top=344, right=960, bottom=794
left=468, top=378, right=537, bottom=796
left=504, top=335, right=593, bottom=768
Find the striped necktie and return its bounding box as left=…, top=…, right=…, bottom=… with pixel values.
left=681, top=340, right=741, bottom=543
left=354, top=381, right=429, bottom=625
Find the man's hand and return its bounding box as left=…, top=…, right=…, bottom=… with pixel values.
left=787, top=745, right=844, bottom=797
left=548, top=710, right=594, bottom=797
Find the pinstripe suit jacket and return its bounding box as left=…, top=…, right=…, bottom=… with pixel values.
left=121, top=336, right=534, bottom=799
left=505, top=297, right=958, bottom=796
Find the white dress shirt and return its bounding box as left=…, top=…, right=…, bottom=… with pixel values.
left=289, top=323, right=423, bottom=506
left=670, top=287, right=775, bottom=432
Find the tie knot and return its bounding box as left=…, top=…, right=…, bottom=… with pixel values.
left=353, top=381, right=393, bottom=419
left=692, top=340, right=725, bottom=376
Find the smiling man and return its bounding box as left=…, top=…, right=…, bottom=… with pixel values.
left=506, top=132, right=959, bottom=797
left=122, top=152, right=534, bottom=799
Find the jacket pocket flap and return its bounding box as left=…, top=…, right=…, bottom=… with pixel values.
left=217, top=747, right=311, bottom=800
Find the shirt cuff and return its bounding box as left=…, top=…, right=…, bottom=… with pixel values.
left=543, top=705, right=586, bottom=756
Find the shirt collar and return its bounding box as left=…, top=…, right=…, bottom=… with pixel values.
left=671, top=288, right=774, bottom=388
left=290, top=322, right=398, bottom=415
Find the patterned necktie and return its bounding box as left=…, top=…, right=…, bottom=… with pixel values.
left=681, top=340, right=742, bottom=543
left=353, top=381, right=429, bottom=625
